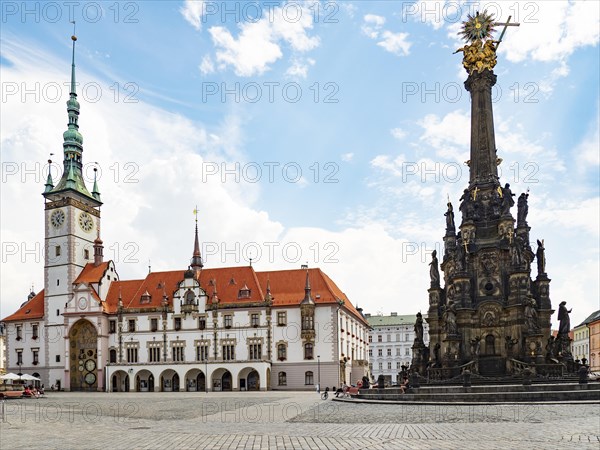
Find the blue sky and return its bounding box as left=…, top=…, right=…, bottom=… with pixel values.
left=1, top=1, right=599, bottom=325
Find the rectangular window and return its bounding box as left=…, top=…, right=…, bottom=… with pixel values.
left=405, top=348, right=410, bottom=356
left=304, top=343, right=314, bottom=360
left=149, top=347, right=160, bottom=363
left=174, top=318, right=182, bottom=331
left=56, top=309, right=60, bottom=316
left=277, top=312, right=287, bottom=326
left=378, top=349, right=383, bottom=357
left=128, top=320, right=136, bottom=332
left=32, top=324, right=39, bottom=340
left=56, top=355, right=61, bottom=363
left=222, top=344, right=235, bottom=361
left=150, top=318, right=158, bottom=332
left=405, top=333, right=409, bottom=342
left=396, top=334, right=401, bottom=342
left=126, top=347, right=138, bottom=363
left=172, top=346, right=185, bottom=362
left=396, top=348, right=401, bottom=356
left=249, top=342, right=262, bottom=360
left=55, top=245, right=61, bottom=257
left=368, top=335, right=372, bottom=343
left=377, top=335, right=382, bottom=343
left=17, top=350, right=23, bottom=365
left=397, top=362, right=401, bottom=369
left=16, top=325, right=22, bottom=340
left=224, top=315, right=232, bottom=328
left=368, top=349, right=372, bottom=357
left=387, top=348, right=392, bottom=356
left=198, top=317, right=206, bottom=330
left=387, top=334, right=391, bottom=342
left=32, top=349, right=39, bottom=365
left=109, top=320, right=116, bottom=334
left=196, top=344, right=209, bottom=361
left=378, top=362, right=382, bottom=371
left=387, top=362, right=392, bottom=370
left=251, top=313, right=260, bottom=327
left=278, top=372, right=287, bottom=386
left=84, top=249, right=89, bottom=260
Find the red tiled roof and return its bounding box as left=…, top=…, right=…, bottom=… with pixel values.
left=74, top=262, right=110, bottom=284
left=104, top=267, right=265, bottom=313
left=256, top=268, right=368, bottom=325
left=2, top=291, right=44, bottom=322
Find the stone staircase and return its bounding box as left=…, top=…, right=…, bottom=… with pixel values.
left=342, top=382, right=600, bottom=403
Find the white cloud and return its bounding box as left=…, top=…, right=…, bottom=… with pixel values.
left=199, top=55, right=215, bottom=75
left=286, top=57, right=315, bottom=79
left=180, top=0, right=206, bottom=31
left=391, top=128, right=407, bottom=140
left=377, top=31, right=412, bottom=56
left=362, top=14, right=412, bottom=56
left=341, top=152, right=354, bottom=162
left=207, top=5, right=320, bottom=77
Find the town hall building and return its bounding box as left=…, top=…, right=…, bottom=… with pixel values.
left=1, top=35, right=369, bottom=392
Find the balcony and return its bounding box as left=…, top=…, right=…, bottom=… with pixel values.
left=181, top=303, right=198, bottom=314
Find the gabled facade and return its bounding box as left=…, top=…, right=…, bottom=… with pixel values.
left=1, top=34, right=369, bottom=392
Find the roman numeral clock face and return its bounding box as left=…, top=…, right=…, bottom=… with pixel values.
left=50, top=209, right=65, bottom=228
left=78, top=212, right=94, bottom=233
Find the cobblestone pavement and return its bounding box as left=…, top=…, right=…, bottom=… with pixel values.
left=1, top=392, right=598, bottom=449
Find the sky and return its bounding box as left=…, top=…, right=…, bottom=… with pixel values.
left=1, top=1, right=599, bottom=326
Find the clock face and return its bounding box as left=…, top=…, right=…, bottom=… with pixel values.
left=50, top=209, right=65, bottom=228
left=78, top=212, right=94, bottom=233
left=85, top=359, right=96, bottom=371
left=84, top=372, right=96, bottom=385
left=78, top=297, right=88, bottom=310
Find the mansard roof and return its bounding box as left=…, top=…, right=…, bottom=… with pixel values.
left=2, top=290, right=44, bottom=322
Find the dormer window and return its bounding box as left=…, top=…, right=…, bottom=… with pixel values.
left=238, top=284, right=251, bottom=299
left=140, top=291, right=151, bottom=304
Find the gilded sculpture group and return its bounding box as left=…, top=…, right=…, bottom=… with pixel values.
left=454, top=39, right=498, bottom=74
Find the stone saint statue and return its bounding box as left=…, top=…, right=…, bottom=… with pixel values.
left=443, top=301, right=458, bottom=335
left=517, top=192, right=529, bottom=226
left=459, top=189, right=474, bottom=221
left=470, top=336, right=481, bottom=358
left=500, top=183, right=515, bottom=215
left=414, top=312, right=424, bottom=343
left=535, top=239, right=546, bottom=275
left=445, top=202, right=455, bottom=233
left=524, top=296, right=539, bottom=333
left=429, top=250, right=440, bottom=286
left=558, top=301, right=572, bottom=335
left=433, top=343, right=441, bottom=366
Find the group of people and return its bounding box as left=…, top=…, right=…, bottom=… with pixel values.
left=330, top=375, right=412, bottom=397
left=23, top=384, right=45, bottom=398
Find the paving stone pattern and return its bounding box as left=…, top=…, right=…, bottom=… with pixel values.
left=1, top=392, right=598, bottom=449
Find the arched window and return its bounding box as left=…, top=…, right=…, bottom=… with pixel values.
left=304, top=343, right=313, bottom=360
left=109, top=349, right=117, bottom=363
left=304, top=371, right=314, bottom=385
left=277, top=344, right=287, bottom=361
left=185, top=290, right=195, bottom=305
left=278, top=372, right=287, bottom=386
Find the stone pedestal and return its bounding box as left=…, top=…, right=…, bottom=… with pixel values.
left=524, top=333, right=544, bottom=364
left=442, top=335, right=462, bottom=367
left=411, top=341, right=427, bottom=375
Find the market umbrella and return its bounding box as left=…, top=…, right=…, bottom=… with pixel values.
left=20, top=374, right=41, bottom=381
left=0, top=373, right=21, bottom=381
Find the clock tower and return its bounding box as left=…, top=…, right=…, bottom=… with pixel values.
left=42, top=33, right=102, bottom=358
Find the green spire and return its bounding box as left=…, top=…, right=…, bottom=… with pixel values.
left=44, top=27, right=100, bottom=204
left=44, top=159, right=54, bottom=193
left=92, top=167, right=101, bottom=201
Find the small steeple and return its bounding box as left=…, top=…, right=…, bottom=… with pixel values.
left=44, top=158, right=54, bottom=193
left=301, top=269, right=314, bottom=305
left=93, top=227, right=103, bottom=266
left=91, top=166, right=101, bottom=201
left=190, top=208, right=203, bottom=271
left=264, top=277, right=273, bottom=303
left=211, top=279, right=219, bottom=305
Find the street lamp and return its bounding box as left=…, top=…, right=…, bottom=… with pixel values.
left=317, top=355, right=321, bottom=392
